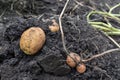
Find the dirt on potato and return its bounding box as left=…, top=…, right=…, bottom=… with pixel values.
left=0, top=0, right=120, bottom=80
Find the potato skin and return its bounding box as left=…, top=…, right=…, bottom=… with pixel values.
left=49, top=25, right=59, bottom=32
left=66, top=52, right=81, bottom=68
left=76, top=63, right=86, bottom=73
left=20, top=27, right=46, bottom=55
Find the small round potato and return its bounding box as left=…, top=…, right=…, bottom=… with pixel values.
left=76, top=63, right=86, bottom=73
left=49, top=19, right=59, bottom=32
left=20, top=27, right=46, bottom=55
left=49, top=25, right=59, bottom=32
left=66, top=52, right=81, bottom=68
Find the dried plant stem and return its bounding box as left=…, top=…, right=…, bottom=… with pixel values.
left=74, top=0, right=83, bottom=6
left=59, top=0, right=70, bottom=54
left=82, top=48, right=120, bottom=62
left=100, top=31, right=120, bottom=48
left=58, top=0, right=80, bottom=65
left=0, top=8, right=7, bottom=18
left=104, top=33, right=120, bottom=48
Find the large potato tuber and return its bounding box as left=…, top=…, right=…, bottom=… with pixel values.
left=20, top=27, right=46, bottom=55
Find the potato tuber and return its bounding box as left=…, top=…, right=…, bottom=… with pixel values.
left=76, top=63, right=86, bottom=73
left=66, top=52, right=81, bottom=68
left=20, top=27, right=46, bottom=55
left=49, top=19, right=59, bottom=32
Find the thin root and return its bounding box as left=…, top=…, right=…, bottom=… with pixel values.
left=82, top=48, right=120, bottom=62
left=59, top=0, right=70, bottom=54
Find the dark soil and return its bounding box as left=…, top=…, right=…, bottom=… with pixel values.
left=0, top=0, right=120, bottom=80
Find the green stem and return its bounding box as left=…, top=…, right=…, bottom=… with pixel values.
left=112, top=14, right=120, bottom=17
left=87, top=10, right=120, bottom=23
left=88, top=22, right=111, bottom=28
left=87, top=3, right=120, bottom=35
left=92, top=25, right=113, bottom=31
left=106, top=32, right=120, bottom=35
left=89, top=22, right=120, bottom=32
left=109, top=3, right=120, bottom=13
